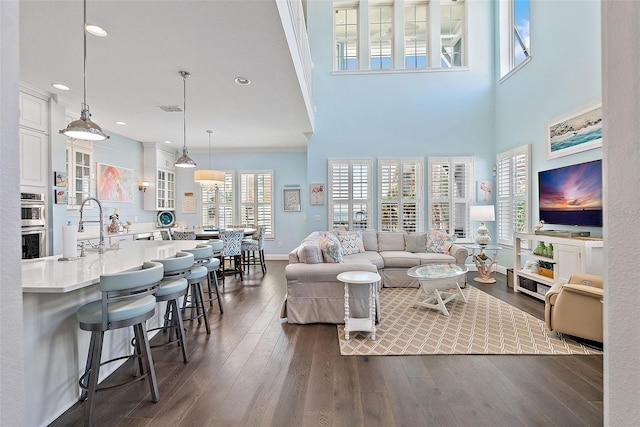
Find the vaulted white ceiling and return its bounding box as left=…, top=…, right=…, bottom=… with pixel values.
left=19, top=0, right=312, bottom=152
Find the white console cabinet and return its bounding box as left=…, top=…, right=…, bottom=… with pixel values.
left=143, top=143, right=176, bottom=211
left=513, top=232, right=603, bottom=301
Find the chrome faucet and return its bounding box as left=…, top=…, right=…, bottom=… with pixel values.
left=78, top=197, right=105, bottom=254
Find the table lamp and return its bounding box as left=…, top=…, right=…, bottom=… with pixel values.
left=470, top=205, right=495, bottom=247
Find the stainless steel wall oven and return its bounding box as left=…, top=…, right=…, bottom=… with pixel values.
left=21, top=193, right=47, bottom=259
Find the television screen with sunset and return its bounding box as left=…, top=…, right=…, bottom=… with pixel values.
left=538, top=159, right=603, bottom=227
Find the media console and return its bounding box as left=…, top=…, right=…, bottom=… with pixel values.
left=534, top=230, right=591, bottom=238
left=514, top=232, right=603, bottom=301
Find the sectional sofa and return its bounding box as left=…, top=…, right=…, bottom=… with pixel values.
left=281, top=229, right=469, bottom=324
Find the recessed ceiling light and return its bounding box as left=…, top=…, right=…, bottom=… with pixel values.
left=85, top=23, right=107, bottom=37
left=52, top=83, right=70, bottom=91
left=235, top=77, right=251, bottom=85
left=115, top=121, right=126, bottom=125
left=163, top=140, right=172, bottom=144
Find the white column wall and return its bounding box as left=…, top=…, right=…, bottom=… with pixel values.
left=602, top=1, right=640, bottom=425
left=0, top=1, right=26, bottom=426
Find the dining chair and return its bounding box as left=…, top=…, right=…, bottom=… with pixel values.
left=171, top=230, right=196, bottom=240
left=220, top=229, right=244, bottom=283
left=241, top=226, right=266, bottom=274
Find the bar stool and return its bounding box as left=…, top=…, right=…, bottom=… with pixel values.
left=220, top=229, right=244, bottom=284
left=185, top=243, right=223, bottom=313
left=76, top=261, right=164, bottom=427
left=241, top=226, right=267, bottom=274
left=181, top=245, right=212, bottom=334
left=149, top=251, right=193, bottom=363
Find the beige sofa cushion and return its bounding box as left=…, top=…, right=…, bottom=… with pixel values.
left=297, top=244, right=323, bottom=264
left=377, top=231, right=407, bottom=252
left=344, top=251, right=385, bottom=269
left=379, top=250, right=420, bottom=268
left=361, top=230, right=379, bottom=252
left=404, top=232, right=428, bottom=252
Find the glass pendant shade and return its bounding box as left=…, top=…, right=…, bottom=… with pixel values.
left=59, top=0, right=108, bottom=142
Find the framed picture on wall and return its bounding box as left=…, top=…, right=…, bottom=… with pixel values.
left=96, top=163, right=134, bottom=202
left=283, top=188, right=301, bottom=212
left=310, top=183, right=325, bottom=205
left=546, top=102, right=602, bottom=159
left=477, top=180, right=493, bottom=202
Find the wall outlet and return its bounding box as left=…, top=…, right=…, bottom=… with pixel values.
left=278, top=241, right=283, bottom=247
left=314, top=215, right=321, bottom=221
left=134, top=216, right=138, bottom=222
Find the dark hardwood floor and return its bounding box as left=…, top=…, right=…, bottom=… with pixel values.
left=51, top=262, right=603, bottom=427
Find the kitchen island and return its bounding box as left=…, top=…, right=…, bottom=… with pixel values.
left=22, top=240, right=204, bottom=427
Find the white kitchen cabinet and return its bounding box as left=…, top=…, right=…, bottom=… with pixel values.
left=143, top=143, right=176, bottom=211
left=19, top=128, right=48, bottom=188
left=66, top=140, right=94, bottom=209
left=19, top=91, right=49, bottom=133
left=513, top=232, right=604, bottom=301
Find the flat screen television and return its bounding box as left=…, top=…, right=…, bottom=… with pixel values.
left=538, top=159, right=603, bottom=227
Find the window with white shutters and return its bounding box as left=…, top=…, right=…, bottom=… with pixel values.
left=378, top=158, right=423, bottom=232
left=200, top=172, right=233, bottom=229
left=497, top=144, right=530, bottom=246
left=240, top=171, right=273, bottom=239
left=427, top=157, right=474, bottom=240
left=328, top=159, right=373, bottom=230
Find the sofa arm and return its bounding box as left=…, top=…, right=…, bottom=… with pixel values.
left=561, top=283, right=603, bottom=299
left=448, top=243, right=468, bottom=265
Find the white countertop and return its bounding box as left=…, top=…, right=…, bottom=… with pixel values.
left=22, top=240, right=202, bottom=293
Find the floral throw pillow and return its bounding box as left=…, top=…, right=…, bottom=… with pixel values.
left=318, top=233, right=344, bottom=263
left=426, top=229, right=456, bottom=254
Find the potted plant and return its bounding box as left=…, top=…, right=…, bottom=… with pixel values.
left=537, top=260, right=554, bottom=278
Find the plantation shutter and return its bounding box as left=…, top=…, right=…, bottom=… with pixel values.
left=200, top=172, right=233, bottom=228
left=240, top=171, right=274, bottom=238
left=328, top=159, right=372, bottom=230
left=497, top=144, right=530, bottom=246
left=428, top=157, right=473, bottom=240
left=379, top=158, right=423, bottom=232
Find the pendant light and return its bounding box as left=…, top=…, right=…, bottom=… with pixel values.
left=194, top=130, right=225, bottom=185
left=59, top=0, right=109, bottom=141
left=174, top=71, right=196, bottom=168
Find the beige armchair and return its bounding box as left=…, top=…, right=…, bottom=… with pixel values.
left=544, top=273, right=603, bottom=343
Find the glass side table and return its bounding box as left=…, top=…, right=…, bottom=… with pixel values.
left=465, top=245, right=501, bottom=284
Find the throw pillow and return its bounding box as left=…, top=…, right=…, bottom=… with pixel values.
left=337, top=230, right=365, bottom=254
left=426, top=229, right=456, bottom=254
left=318, top=233, right=344, bottom=263
left=297, top=243, right=323, bottom=264
left=404, top=232, right=428, bottom=253
left=338, top=233, right=362, bottom=255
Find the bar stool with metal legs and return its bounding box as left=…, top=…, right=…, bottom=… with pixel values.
left=184, top=244, right=222, bottom=313
left=181, top=245, right=212, bottom=334
left=149, top=251, right=193, bottom=363
left=202, top=240, right=224, bottom=311
left=76, top=261, right=164, bottom=427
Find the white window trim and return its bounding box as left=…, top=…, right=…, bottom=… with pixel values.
left=328, top=158, right=373, bottom=230
left=200, top=171, right=233, bottom=229
left=498, top=0, right=531, bottom=81
left=378, top=157, right=424, bottom=232
left=496, top=144, right=530, bottom=247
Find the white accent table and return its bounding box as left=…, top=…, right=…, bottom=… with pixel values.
left=337, top=271, right=381, bottom=340
left=407, top=264, right=469, bottom=316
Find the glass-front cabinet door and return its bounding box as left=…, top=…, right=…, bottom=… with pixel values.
left=66, top=143, right=93, bottom=209
left=155, top=169, right=175, bottom=210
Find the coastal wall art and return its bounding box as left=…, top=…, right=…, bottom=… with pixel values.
left=546, top=103, right=602, bottom=159
left=97, top=163, right=134, bottom=202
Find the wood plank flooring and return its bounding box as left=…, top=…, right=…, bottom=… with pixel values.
left=50, top=262, right=603, bottom=427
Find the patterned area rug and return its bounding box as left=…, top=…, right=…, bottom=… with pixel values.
left=338, top=286, right=602, bottom=356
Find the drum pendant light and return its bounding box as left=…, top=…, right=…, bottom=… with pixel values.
left=174, top=71, right=196, bottom=168
left=59, top=0, right=109, bottom=141
left=194, top=130, right=225, bottom=185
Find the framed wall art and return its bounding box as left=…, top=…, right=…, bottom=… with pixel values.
left=477, top=180, right=493, bottom=202
left=54, top=171, right=68, bottom=187
left=310, top=183, right=325, bottom=205
left=97, top=163, right=134, bottom=202
left=283, top=188, right=301, bottom=212
left=546, top=103, right=602, bottom=159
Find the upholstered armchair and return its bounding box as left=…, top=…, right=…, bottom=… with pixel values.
left=544, top=273, right=603, bottom=343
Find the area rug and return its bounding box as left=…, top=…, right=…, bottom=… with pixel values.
left=338, top=286, right=602, bottom=356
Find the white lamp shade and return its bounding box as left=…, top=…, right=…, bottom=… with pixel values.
left=469, top=205, right=495, bottom=222
left=194, top=169, right=225, bottom=185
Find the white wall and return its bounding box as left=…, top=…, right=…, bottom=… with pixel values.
left=602, top=2, right=640, bottom=424
left=0, top=1, right=26, bottom=425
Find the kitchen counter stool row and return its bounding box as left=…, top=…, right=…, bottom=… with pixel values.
left=75, top=241, right=223, bottom=426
